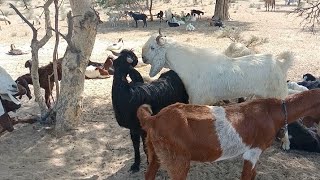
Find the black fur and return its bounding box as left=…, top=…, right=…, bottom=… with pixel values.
left=288, top=121, right=320, bottom=153
left=112, top=49, right=189, bottom=172
left=156, top=10, right=164, bottom=22
left=303, top=73, right=317, bottom=81
left=128, top=11, right=147, bottom=28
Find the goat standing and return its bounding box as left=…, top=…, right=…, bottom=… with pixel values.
left=128, top=11, right=147, bottom=28
left=111, top=49, right=188, bottom=172
left=137, top=89, right=320, bottom=180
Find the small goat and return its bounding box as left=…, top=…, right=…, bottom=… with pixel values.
left=85, top=57, right=114, bottom=79
left=156, top=10, right=164, bottom=23
left=137, top=89, right=320, bottom=180
left=128, top=11, right=147, bottom=28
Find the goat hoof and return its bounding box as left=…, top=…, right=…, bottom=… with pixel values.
left=281, top=142, right=290, bottom=151
left=129, top=164, right=140, bottom=173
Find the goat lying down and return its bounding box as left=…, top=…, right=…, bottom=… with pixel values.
left=137, top=89, right=320, bottom=180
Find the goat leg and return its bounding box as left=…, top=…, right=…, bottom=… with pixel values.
left=129, top=130, right=141, bottom=173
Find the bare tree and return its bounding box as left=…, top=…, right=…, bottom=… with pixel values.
left=9, top=0, right=53, bottom=116
left=293, top=1, right=320, bottom=32
left=214, top=0, right=229, bottom=20
left=54, top=0, right=100, bottom=135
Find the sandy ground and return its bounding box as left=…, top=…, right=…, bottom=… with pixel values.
left=0, top=0, right=320, bottom=179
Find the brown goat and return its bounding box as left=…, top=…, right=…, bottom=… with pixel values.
left=265, top=0, right=275, bottom=11
left=23, top=59, right=62, bottom=108
left=137, top=89, right=320, bottom=180
left=85, top=56, right=114, bottom=79
left=0, top=113, right=14, bottom=133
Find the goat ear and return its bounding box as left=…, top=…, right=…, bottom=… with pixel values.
left=156, top=36, right=166, bottom=46
left=127, top=56, right=133, bottom=63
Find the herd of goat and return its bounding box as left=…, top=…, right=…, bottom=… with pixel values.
left=1, top=32, right=320, bottom=179
left=106, top=8, right=223, bottom=30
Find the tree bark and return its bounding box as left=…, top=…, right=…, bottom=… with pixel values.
left=149, top=0, right=153, bottom=21
left=54, top=0, right=100, bottom=135
left=214, top=0, right=230, bottom=20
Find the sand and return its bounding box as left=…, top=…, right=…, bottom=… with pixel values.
left=0, top=0, right=320, bottom=179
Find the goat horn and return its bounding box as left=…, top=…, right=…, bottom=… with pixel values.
left=158, top=28, right=162, bottom=36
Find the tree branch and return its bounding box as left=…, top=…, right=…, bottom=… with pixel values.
left=38, top=0, right=54, bottom=47
left=9, top=3, right=37, bottom=39
left=292, top=2, right=320, bottom=32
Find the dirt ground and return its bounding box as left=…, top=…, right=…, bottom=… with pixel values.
left=0, top=0, right=320, bottom=179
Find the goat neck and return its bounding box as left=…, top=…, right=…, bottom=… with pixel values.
left=279, top=89, right=320, bottom=129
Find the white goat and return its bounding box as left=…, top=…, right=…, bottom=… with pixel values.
left=141, top=33, right=294, bottom=106
left=186, top=23, right=195, bottom=31
left=224, top=42, right=255, bottom=58
left=287, top=81, right=309, bottom=95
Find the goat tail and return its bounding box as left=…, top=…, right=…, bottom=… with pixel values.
left=137, top=104, right=154, bottom=131
left=276, top=51, right=294, bottom=72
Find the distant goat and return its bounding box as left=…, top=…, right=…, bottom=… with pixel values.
left=156, top=10, right=164, bottom=22
left=23, top=59, right=62, bottom=108
left=265, top=0, right=276, bottom=11
left=137, top=89, right=320, bottom=179
left=191, top=9, right=204, bottom=19
left=128, top=11, right=147, bottom=28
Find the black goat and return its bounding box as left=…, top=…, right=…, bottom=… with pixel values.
left=167, top=21, right=180, bottom=27
left=111, top=49, right=189, bottom=172
left=287, top=121, right=320, bottom=153
left=298, top=80, right=320, bottom=90
left=303, top=73, right=317, bottom=81
left=128, top=11, right=147, bottom=28
left=156, top=10, right=164, bottom=22
left=191, top=9, right=204, bottom=18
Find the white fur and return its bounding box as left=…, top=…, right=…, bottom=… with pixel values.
left=243, top=148, right=262, bottom=168
left=210, top=106, right=250, bottom=161
left=142, top=35, right=294, bottom=105
left=287, top=81, right=308, bottom=92
left=209, top=106, right=262, bottom=166
left=224, top=42, right=255, bottom=58
left=0, top=66, right=20, bottom=116
left=186, top=23, right=195, bottom=31
left=85, top=66, right=109, bottom=79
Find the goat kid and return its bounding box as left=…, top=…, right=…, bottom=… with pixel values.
left=137, top=89, right=320, bottom=180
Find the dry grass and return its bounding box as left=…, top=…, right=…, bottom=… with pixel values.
left=0, top=0, right=320, bottom=179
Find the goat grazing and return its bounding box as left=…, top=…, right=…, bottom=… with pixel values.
left=23, top=59, right=62, bottom=108
left=112, top=49, right=189, bottom=172
left=142, top=31, right=293, bottom=105
left=137, top=89, right=320, bottom=180
left=128, top=11, right=147, bottom=28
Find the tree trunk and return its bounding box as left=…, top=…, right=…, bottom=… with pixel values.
left=149, top=0, right=153, bottom=21
left=54, top=0, right=99, bottom=135
left=214, top=0, right=229, bottom=20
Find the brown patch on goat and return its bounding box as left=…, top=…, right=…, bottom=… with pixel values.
left=138, top=89, right=320, bottom=180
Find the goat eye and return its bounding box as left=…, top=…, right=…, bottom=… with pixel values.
left=151, top=46, right=155, bottom=50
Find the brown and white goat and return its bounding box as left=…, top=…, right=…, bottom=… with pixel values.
left=137, top=89, right=320, bottom=180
